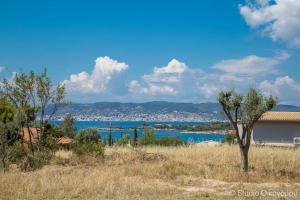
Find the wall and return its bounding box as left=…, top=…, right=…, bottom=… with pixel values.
left=253, top=121, right=300, bottom=144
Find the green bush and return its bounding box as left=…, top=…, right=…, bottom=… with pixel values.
left=77, top=128, right=100, bottom=144
left=223, top=131, right=236, bottom=144
left=140, top=126, right=157, bottom=145
left=116, top=134, right=131, bottom=146
left=19, top=151, right=52, bottom=171
left=157, top=137, right=187, bottom=146
left=7, top=142, right=28, bottom=162
left=74, top=142, right=104, bottom=158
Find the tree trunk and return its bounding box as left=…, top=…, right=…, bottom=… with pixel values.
left=240, top=147, right=248, bottom=172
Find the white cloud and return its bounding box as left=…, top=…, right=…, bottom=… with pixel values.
left=128, top=53, right=290, bottom=101
left=259, top=76, right=300, bottom=96
left=213, top=53, right=288, bottom=77
left=128, top=59, right=188, bottom=96
left=64, top=56, right=128, bottom=94
left=240, top=0, right=300, bottom=48
left=199, top=84, right=218, bottom=98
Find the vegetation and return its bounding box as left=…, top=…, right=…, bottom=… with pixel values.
left=59, top=114, right=77, bottom=138
left=133, top=127, right=138, bottom=146
left=158, top=122, right=232, bottom=132
left=218, top=88, right=277, bottom=172
left=223, top=131, right=236, bottom=145
left=156, top=137, right=187, bottom=146
left=77, top=128, right=100, bottom=144
left=140, top=126, right=157, bottom=145
left=139, top=126, right=186, bottom=146
left=1, top=145, right=299, bottom=199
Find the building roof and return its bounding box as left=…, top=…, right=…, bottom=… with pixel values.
left=20, top=127, right=41, bottom=143
left=57, top=136, right=74, bottom=145
left=259, top=112, right=300, bottom=122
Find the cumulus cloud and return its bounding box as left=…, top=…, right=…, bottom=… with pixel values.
left=196, top=52, right=290, bottom=99
left=128, top=52, right=290, bottom=101
left=259, top=76, right=300, bottom=104
left=240, top=0, right=300, bottom=48
left=128, top=59, right=188, bottom=96
left=64, top=56, right=128, bottom=94
left=259, top=76, right=300, bottom=96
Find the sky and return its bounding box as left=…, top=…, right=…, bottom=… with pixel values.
left=1, top=0, right=300, bottom=104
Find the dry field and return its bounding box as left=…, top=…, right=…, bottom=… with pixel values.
left=1, top=144, right=300, bottom=200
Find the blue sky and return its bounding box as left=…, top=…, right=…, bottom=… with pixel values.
left=1, top=0, right=300, bottom=104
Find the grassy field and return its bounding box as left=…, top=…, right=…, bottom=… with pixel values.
left=1, top=144, right=300, bottom=199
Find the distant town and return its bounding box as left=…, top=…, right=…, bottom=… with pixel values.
left=50, top=112, right=220, bottom=122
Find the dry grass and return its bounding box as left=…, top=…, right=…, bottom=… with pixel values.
left=1, top=144, right=300, bottom=199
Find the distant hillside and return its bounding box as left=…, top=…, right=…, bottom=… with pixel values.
left=47, top=101, right=300, bottom=121
left=272, top=104, right=300, bottom=112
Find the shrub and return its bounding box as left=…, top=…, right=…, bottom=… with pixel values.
left=223, top=131, right=236, bottom=144
left=7, top=142, right=28, bottom=162
left=74, top=142, right=104, bottom=158
left=19, top=150, right=52, bottom=171
left=116, top=134, right=131, bottom=146
left=140, top=126, right=157, bottom=145
left=157, top=137, right=186, bottom=146
left=77, top=128, right=100, bottom=144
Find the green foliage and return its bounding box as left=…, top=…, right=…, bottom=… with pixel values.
left=174, top=122, right=231, bottom=132
left=157, top=137, right=186, bottom=146
left=7, top=142, right=28, bottom=162
left=133, top=127, right=138, bottom=146
left=59, top=114, right=77, bottom=138
left=77, top=128, right=100, bottom=144
left=223, top=131, right=236, bottom=145
left=108, top=131, right=112, bottom=146
left=74, top=142, right=104, bottom=158
left=218, top=88, right=277, bottom=172
left=116, top=134, right=131, bottom=146
left=19, top=150, right=52, bottom=171
left=140, top=126, right=157, bottom=145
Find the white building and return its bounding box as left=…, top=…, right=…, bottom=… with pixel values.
left=252, top=112, right=300, bottom=146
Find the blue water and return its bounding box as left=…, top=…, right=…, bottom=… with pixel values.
left=53, top=121, right=225, bottom=143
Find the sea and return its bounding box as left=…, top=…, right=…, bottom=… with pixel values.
left=53, top=121, right=225, bottom=143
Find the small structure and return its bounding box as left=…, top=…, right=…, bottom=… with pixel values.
left=252, top=112, right=300, bottom=146
left=57, top=136, right=74, bottom=145
left=20, top=127, right=41, bottom=143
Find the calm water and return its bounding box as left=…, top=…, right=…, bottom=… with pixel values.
left=54, top=121, right=225, bottom=143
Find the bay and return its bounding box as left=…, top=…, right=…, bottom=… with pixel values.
left=54, top=121, right=225, bottom=143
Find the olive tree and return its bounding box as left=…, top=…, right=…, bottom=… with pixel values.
left=218, top=88, right=277, bottom=172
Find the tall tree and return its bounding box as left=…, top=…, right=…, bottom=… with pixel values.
left=1, top=69, right=66, bottom=154
left=0, top=97, right=18, bottom=169
left=108, top=123, right=112, bottom=146
left=218, top=88, right=277, bottom=172
left=60, top=114, right=77, bottom=138
left=133, top=127, right=138, bottom=146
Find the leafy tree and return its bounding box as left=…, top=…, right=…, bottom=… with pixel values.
left=133, top=127, right=138, bottom=146
left=0, top=97, right=21, bottom=169
left=140, top=126, right=156, bottom=145
left=218, top=88, right=277, bottom=172
left=59, top=114, right=77, bottom=138
left=77, top=128, right=100, bottom=144
left=1, top=69, right=66, bottom=154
